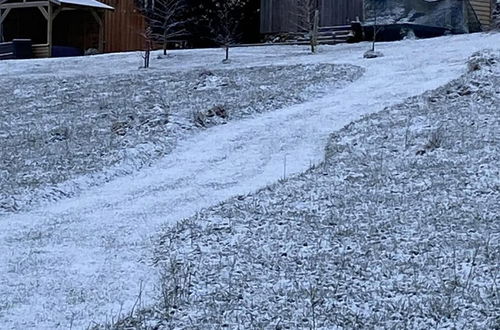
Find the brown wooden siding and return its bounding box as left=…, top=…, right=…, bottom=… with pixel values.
left=260, top=0, right=296, bottom=33
left=319, top=0, right=363, bottom=26
left=260, top=0, right=364, bottom=33
left=470, top=0, right=493, bottom=28
left=101, top=0, right=145, bottom=52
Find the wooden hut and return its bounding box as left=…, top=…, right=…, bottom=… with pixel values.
left=0, top=0, right=114, bottom=57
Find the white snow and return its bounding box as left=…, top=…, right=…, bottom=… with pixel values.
left=0, top=33, right=499, bottom=329
left=58, top=0, right=114, bottom=10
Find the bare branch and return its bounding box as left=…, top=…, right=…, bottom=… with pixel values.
left=205, top=0, right=250, bottom=61
left=136, top=0, right=188, bottom=57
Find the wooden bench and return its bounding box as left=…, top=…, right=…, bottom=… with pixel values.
left=0, top=42, right=15, bottom=60
left=32, top=44, right=50, bottom=58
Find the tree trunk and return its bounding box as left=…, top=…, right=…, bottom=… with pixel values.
left=163, top=31, right=168, bottom=55
left=144, top=49, right=150, bottom=68
left=144, top=40, right=151, bottom=68
left=372, top=11, right=377, bottom=52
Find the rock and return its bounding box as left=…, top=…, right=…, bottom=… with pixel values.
left=402, top=28, right=417, bottom=40
left=364, top=50, right=384, bottom=59
left=467, top=50, right=498, bottom=72
left=493, top=3, right=500, bottom=30
left=193, top=111, right=206, bottom=127
left=111, top=121, right=131, bottom=136
left=49, top=127, right=70, bottom=142
left=213, top=105, right=228, bottom=119
left=84, top=48, right=99, bottom=56
left=199, top=70, right=214, bottom=78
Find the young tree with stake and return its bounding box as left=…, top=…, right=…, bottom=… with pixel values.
left=367, top=0, right=384, bottom=51
left=140, top=26, right=153, bottom=68
left=295, top=0, right=320, bottom=54
left=136, top=0, right=188, bottom=67
left=205, top=0, right=250, bottom=63
left=363, top=0, right=385, bottom=58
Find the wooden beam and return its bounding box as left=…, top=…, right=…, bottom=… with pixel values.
left=0, top=7, right=10, bottom=23
left=0, top=7, right=10, bottom=42
left=90, top=9, right=104, bottom=53
left=0, top=9, right=3, bottom=43
left=52, top=7, right=61, bottom=20
left=47, top=2, right=52, bottom=56
left=38, top=5, right=49, bottom=20
left=0, top=1, right=51, bottom=10
left=463, top=0, right=470, bottom=33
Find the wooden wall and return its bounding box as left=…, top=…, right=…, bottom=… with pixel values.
left=470, top=0, right=493, bottom=29
left=319, top=0, right=363, bottom=26
left=260, top=0, right=364, bottom=34
left=101, top=0, right=145, bottom=53
left=260, top=0, right=297, bottom=33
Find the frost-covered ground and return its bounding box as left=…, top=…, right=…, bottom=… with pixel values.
left=0, top=33, right=499, bottom=329
left=0, top=63, right=361, bottom=213
left=121, top=50, right=499, bottom=329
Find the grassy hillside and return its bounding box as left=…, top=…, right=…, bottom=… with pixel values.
left=106, top=51, right=500, bottom=329
left=0, top=64, right=361, bottom=214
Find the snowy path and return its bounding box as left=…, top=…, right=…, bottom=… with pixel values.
left=1, top=34, right=499, bottom=329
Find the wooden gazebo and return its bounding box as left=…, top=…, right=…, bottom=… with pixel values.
left=0, top=0, right=113, bottom=57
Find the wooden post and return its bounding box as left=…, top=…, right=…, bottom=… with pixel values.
left=311, top=9, right=319, bottom=53
left=0, top=8, right=11, bottom=43
left=463, top=0, right=470, bottom=33
left=445, top=0, right=452, bottom=31
left=91, top=9, right=104, bottom=52
left=47, top=2, right=52, bottom=57
left=268, top=0, right=273, bottom=33
left=0, top=8, right=4, bottom=43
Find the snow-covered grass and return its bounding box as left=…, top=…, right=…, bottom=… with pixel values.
left=1, top=33, right=499, bottom=330
left=494, top=5, right=500, bottom=30
left=0, top=63, right=362, bottom=213
left=107, top=51, right=500, bottom=329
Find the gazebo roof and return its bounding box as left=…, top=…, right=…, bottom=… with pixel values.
left=58, top=0, right=114, bottom=10
left=0, top=0, right=114, bottom=10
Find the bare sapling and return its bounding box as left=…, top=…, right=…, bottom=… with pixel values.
left=295, top=0, right=320, bottom=53
left=143, top=0, right=187, bottom=55
left=369, top=0, right=384, bottom=52
left=137, top=0, right=187, bottom=67
left=206, top=0, right=249, bottom=63
left=141, top=26, right=153, bottom=68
